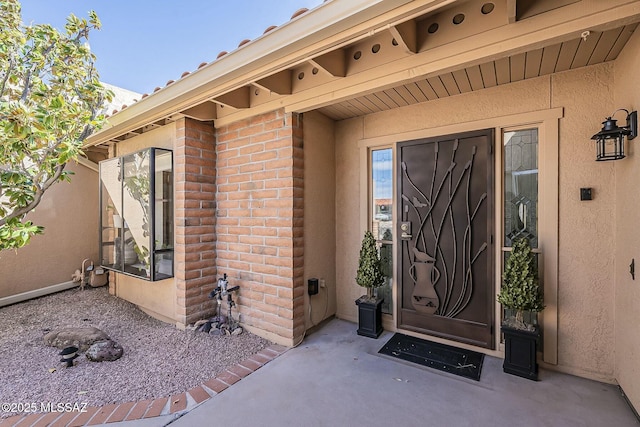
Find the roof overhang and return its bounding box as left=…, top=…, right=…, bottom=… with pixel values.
left=85, top=0, right=640, bottom=147
left=86, top=0, right=456, bottom=147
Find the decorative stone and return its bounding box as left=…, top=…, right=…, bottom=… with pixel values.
left=193, top=319, right=208, bottom=329
left=231, top=327, right=243, bottom=336
left=86, top=340, right=123, bottom=362
left=44, top=327, right=110, bottom=352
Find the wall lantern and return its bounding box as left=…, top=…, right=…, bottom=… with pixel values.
left=591, top=109, right=637, bottom=161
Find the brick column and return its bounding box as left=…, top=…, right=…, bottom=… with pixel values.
left=174, top=118, right=217, bottom=328
left=215, top=109, right=305, bottom=346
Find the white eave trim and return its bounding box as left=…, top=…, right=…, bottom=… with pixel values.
left=85, top=0, right=457, bottom=147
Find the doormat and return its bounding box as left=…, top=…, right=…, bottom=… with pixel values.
left=378, top=333, right=484, bottom=381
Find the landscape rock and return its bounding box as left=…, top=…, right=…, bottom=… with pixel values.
left=44, top=327, right=110, bottom=352
left=86, top=340, right=124, bottom=362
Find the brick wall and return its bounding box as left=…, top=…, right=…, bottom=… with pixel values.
left=174, top=118, right=217, bottom=327
left=215, top=109, right=304, bottom=346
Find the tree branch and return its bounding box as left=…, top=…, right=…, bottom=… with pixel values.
left=0, top=163, right=66, bottom=226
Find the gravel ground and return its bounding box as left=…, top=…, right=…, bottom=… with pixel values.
left=0, top=286, right=271, bottom=416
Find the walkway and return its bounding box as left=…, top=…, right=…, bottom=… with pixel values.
left=2, top=319, right=637, bottom=426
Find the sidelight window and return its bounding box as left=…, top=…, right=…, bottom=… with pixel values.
left=503, top=128, right=539, bottom=249
left=371, top=148, right=393, bottom=314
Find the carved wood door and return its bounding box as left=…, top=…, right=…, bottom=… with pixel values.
left=397, top=129, right=494, bottom=349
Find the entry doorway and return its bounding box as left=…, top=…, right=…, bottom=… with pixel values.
left=396, top=129, right=494, bottom=349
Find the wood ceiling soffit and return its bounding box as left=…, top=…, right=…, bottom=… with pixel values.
left=539, top=44, right=561, bottom=76
left=509, top=53, right=526, bottom=82
left=439, top=72, right=461, bottom=95
left=354, top=96, right=380, bottom=113
left=413, top=79, right=437, bottom=101
left=334, top=105, right=353, bottom=121
left=605, top=23, right=638, bottom=62
left=427, top=76, right=449, bottom=98
left=404, top=82, right=429, bottom=103
left=524, top=49, right=543, bottom=79
left=366, top=93, right=393, bottom=110
left=394, top=85, right=420, bottom=104
left=588, top=27, right=623, bottom=65
left=389, top=19, right=418, bottom=54
left=554, top=39, right=580, bottom=72
left=213, top=86, right=251, bottom=109
left=571, top=31, right=601, bottom=69
left=181, top=101, right=217, bottom=121
left=309, top=49, right=346, bottom=77
left=347, top=99, right=371, bottom=115
left=373, top=90, right=400, bottom=108
left=255, top=70, right=293, bottom=95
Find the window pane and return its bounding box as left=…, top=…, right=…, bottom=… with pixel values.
left=154, top=149, right=173, bottom=280
left=504, top=129, right=538, bottom=248
left=371, top=148, right=393, bottom=314
left=100, top=158, right=122, bottom=269
left=154, top=150, right=173, bottom=249
left=122, top=150, right=151, bottom=279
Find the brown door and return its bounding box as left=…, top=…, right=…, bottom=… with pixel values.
left=397, top=129, right=494, bottom=349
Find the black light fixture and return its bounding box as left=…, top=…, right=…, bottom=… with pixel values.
left=591, top=109, right=637, bottom=161
left=59, top=346, right=79, bottom=368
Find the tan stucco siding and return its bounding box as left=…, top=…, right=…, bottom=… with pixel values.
left=614, top=28, right=640, bottom=411
left=553, top=63, right=616, bottom=380
left=303, top=111, right=337, bottom=329
left=335, top=63, right=617, bottom=381
left=0, top=162, right=99, bottom=299
left=335, top=117, right=365, bottom=322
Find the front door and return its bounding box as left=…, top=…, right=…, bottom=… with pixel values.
left=397, top=129, right=494, bottom=348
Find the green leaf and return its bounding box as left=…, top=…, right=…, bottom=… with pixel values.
left=0, top=0, right=108, bottom=251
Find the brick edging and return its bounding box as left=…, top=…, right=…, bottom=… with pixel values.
left=1, top=344, right=288, bottom=427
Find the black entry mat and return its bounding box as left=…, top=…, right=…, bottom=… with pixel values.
left=378, top=333, right=484, bottom=381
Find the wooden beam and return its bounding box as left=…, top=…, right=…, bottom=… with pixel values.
left=389, top=19, right=418, bottom=53
left=255, top=70, right=293, bottom=95
left=507, top=0, right=516, bottom=24
left=180, top=101, right=217, bottom=121
left=309, top=49, right=346, bottom=77
left=213, top=86, right=251, bottom=109
left=214, top=2, right=640, bottom=126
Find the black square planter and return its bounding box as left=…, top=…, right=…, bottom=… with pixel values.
left=356, top=296, right=383, bottom=338
left=502, top=325, right=540, bottom=381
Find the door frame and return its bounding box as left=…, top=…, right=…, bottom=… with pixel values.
left=358, top=108, right=561, bottom=362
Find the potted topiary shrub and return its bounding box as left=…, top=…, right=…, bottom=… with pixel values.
left=498, top=237, right=545, bottom=380
left=355, top=230, right=386, bottom=338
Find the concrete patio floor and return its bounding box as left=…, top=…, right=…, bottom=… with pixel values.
left=116, top=318, right=638, bottom=427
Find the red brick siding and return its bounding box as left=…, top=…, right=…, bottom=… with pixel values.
left=215, top=110, right=304, bottom=343
left=174, top=118, right=217, bottom=327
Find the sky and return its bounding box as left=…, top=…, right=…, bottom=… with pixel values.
left=18, top=0, right=324, bottom=95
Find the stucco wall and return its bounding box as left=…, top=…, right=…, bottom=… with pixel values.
left=614, top=28, right=640, bottom=411
left=335, top=64, right=617, bottom=380
left=0, top=161, right=99, bottom=301
left=553, top=63, right=616, bottom=380
left=335, top=117, right=364, bottom=321
left=110, top=123, right=177, bottom=323
left=303, top=111, right=337, bottom=329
